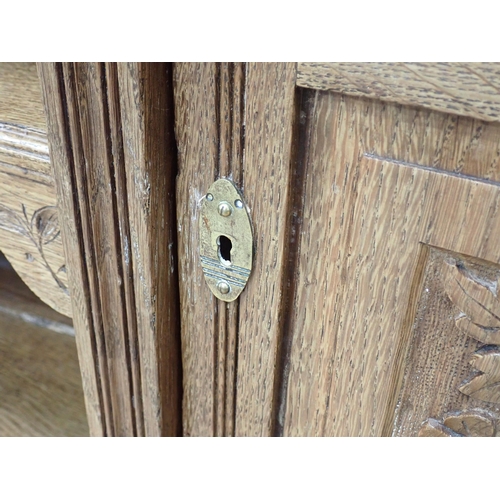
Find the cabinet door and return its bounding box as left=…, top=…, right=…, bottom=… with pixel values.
left=174, top=63, right=500, bottom=436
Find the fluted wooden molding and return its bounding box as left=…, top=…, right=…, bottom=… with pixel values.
left=38, top=62, right=182, bottom=436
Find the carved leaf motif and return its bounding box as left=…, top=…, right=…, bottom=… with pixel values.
left=443, top=261, right=500, bottom=330
left=442, top=260, right=500, bottom=403
left=459, top=347, right=500, bottom=403
left=0, top=204, right=28, bottom=236
left=30, top=206, right=60, bottom=245
left=455, top=316, right=500, bottom=345
left=0, top=203, right=67, bottom=294
left=419, top=418, right=459, bottom=437
left=443, top=410, right=496, bottom=437
left=419, top=410, right=496, bottom=437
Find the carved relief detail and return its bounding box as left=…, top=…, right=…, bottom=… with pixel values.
left=420, top=409, right=498, bottom=437
left=442, top=260, right=500, bottom=403
left=419, top=258, right=500, bottom=436
left=0, top=203, right=68, bottom=294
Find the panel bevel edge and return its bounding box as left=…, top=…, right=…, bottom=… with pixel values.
left=381, top=243, right=430, bottom=436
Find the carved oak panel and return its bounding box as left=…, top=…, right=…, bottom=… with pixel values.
left=393, top=248, right=500, bottom=436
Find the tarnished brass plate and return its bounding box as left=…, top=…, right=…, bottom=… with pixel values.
left=199, top=178, right=253, bottom=302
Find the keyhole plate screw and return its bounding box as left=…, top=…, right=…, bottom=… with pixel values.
left=217, top=280, right=231, bottom=294
left=218, top=202, right=232, bottom=217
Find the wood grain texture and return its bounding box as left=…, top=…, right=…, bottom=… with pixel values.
left=175, top=63, right=218, bottom=436
left=0, top=158, right=71, bottom=316
left=174, top=63, right=246, bottom=436
left=0, top=63, right=47, bottom=131
left=393, top=250, right=500, bottom=436
left=0, top=313, right=87, bottom=436
left=0, top=253, right=73, bottom=335
left=0, top=255, right=86, bottom=436
left=214, top=63, right=245, bottom=436
left=0, top=66, right=71, bottom=316
left=419, top=419, right=461, bottom=437
left=281, top=91, right=500, bottom=436
left=0, top=123, right=68, bottom=314
left=0, top=123, right=52, bottom=178
left=117, top=63, right=182, bottom=437
left=174, top=63, right=296, bottom=436
left=297, top=63, right=500, bottom=123
left=419, top=409, right=498, bottom=437
left=443, top=410, right=496, bottom=436
left=235, top=63, right=296, bottom=436
left=394, top=249, right=500, bottom=436
left=38, top=63, right=181, bottom=436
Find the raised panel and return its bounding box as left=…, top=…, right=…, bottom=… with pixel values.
left=282, top=90, right=500, bottom=436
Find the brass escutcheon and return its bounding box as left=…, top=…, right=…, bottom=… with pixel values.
left=199, top=178, right=253, bottom=302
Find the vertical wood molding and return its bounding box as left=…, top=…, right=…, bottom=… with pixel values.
left=38, top=63, right=181, bottom=436
left=117, top=63, right=182, bottom=437
left=174, top=63, right=227, bottom=436
left=235, top=63, right=297, bottom=436
left=174, top=63, right=296, bottom=436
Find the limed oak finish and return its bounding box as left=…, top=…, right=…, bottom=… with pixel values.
left=5, top=62, right=500, bottom=436
left=174, top=63, right=500, bottom=436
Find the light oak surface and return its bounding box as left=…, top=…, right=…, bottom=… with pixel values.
left=0, top=253, right=72, bottom=334
left=173, top=63, right=500, bottom=436
left=174, top=63, right=220, bottom=436
left=0, top=166, right=71, bottom=317
left=12, top=61, right=498, bottom=436
left=281, top=90, right=500, bottom=436
left=0, top=255, right=87, bottom=437
left=298, top=63, right=500, bottom=123
left=174, top=63, right=245, bottom=436
left=118, top=63, right=181, bottom=437
left=0, top=122, right=52, bottom=178
left=396, top=249, right=500, bottom=437
left=0, top=63, right=46, bottom=131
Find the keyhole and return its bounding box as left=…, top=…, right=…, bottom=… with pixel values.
left=217, top=235, right=232, bottom=266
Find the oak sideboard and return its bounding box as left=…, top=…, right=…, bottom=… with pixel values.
left=2, top=62, right=500, bottom=437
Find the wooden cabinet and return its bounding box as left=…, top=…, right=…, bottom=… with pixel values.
left=4, top=62, right=500, bottom=436
left=173, top=63, right=500, bottom=437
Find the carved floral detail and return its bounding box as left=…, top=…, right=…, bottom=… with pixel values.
left=442, top=260, right=500, bottom=403
left=419, top=409, right=497, bottom=437
left=0, top=203, right=68, bottom=294
left=419, top=259, right=500, bottom=437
